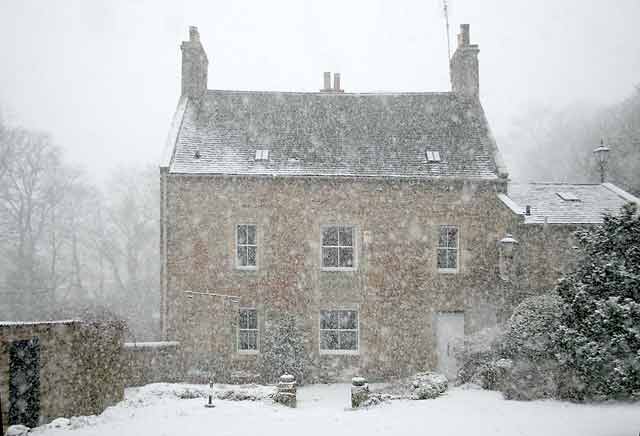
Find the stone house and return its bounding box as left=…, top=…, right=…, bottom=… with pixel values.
left=160, top=25, right=638, bottom=382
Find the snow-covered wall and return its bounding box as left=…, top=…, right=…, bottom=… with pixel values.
left=122, top=341, right=181, bottom=387
left=0, top=320, right=125, bottom=429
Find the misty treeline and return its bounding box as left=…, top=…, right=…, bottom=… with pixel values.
left=0, top=120, right=159, bottom=340
left=503, top=86, right=640, bottom=195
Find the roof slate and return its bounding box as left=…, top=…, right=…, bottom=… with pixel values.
left=167, top=90, right=505, bottom=180
left=500, top=183, right=639, bottom=224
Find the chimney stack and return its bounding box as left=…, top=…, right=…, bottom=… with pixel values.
left=450, top=24, right=479, bottom=98
left=181, top=26, right=209, bottom=99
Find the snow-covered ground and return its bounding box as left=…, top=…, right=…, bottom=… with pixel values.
left=32, top=383, right=639, bottom=436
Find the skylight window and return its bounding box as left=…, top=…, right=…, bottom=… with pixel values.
left=255, top=149, right=269, bottom=161
left=426, top=150, right=441, bottom=162
left=557, top=192, right=580, bottom=201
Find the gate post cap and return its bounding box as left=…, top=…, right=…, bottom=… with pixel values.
left=352, top=376, right=367, bottom=386
left=280, top=374, right=295, bottom=383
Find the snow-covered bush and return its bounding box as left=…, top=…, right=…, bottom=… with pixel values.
left=503, top=293, right=562, bottom=361
left=499, top=293, right=563, bottom=400
left=554, top=203, right=640, bottom=401
left=502, top=359, right=559, bottom=401
left=409, top=372, right=448, bottom=400
left=455, top=326, right=505, bottom=389
left=369, top=372, right=448, bottom=400
left=259, top=312, right=307, bottom=384
left=359, top=392, right=393, bottom=407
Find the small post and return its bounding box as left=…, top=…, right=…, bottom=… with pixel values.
left=351, top=376, right=369, bottom=408
left=204, top=380, right=216, bottom=408
left=274, top=374, right=297, bottom=408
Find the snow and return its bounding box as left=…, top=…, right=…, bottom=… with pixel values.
left=31, top=383, right=640, bottom=436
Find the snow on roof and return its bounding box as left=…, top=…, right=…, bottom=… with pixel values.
left=167, top=90, right=507, bottom=180
left=500, top=182, right=639, bottom=224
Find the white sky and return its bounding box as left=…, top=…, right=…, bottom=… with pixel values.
left=1, top=0, right=639, bottom=180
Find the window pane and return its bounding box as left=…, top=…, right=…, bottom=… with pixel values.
left=237, top=225, right=247, bottom=245
left=447, top=249, right=458, bottom=269
left=247, top=331, right=258, bottom=350
left=322, top=247, right=339, bottom=267
left=320, top=310, right=338, bottom=329
left=447, top=227, right=458, bottom=248
left=438, top=227, right=447, bottom=247
left=239, top=331, right=249, bottom=350
left=241, top=309, right=257, bottom=329
left=339, top=227, right=353, bottom=247
left=322, top=227, right=339, bottom=246
left=339, top=248, right=353, bottom=267
left=247, top=246, right=257, bottom=266
left=320, top=331, right=339, bottom=350
left=247, top=225, right=256, bottom=245
left=340, top=331, right=358, bottom=350
left=437, top=248, right=447, bottom=269
left=339, top=310, right=357, bottom=329
left=237, top=246, right=248, bottom=266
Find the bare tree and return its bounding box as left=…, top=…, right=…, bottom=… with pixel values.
left=0, top=128, right=63, bottom=316
left=93, top=165, right=160, bottom=338
left=0, top=122, right=161, bottom=339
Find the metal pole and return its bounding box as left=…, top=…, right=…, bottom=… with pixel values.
left=443, top=0, right=451, bottom=63
left=205, top=380, right=216, bottom=408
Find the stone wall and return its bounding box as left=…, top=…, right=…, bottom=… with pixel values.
left=162, top=175, right=540, bottom=381
left=161, top=173, right=586, bottom=382
left=122, top=341, right=181, bottom=387
left=0, top=320, right=125, bottom=430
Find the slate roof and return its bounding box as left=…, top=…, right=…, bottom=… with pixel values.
left=498, top=183, right=639, bottom=224
left=165, top=90, right=507, bottom=180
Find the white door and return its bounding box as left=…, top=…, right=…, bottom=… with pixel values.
left=436, top=312, right=465, bottom=381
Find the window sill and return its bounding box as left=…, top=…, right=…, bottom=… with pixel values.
left=320, top=267, right=357, bottom=272
left=235, top=266, right=258, bottom=272
left=319, top=350, right=359, bottom=356
left=438, top=268, right=459, bottom=274
left=237, top=350, right=259, bottom=355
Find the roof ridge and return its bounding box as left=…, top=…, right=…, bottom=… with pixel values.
left=601, top=182, right=640, bottom=203
left=161, top=96, right=190, bottom=168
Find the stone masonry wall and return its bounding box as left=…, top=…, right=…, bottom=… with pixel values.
left=0, top=320, right=124, bottom=430
left=163, top=175, right=535, bottom=381
left=122, top=342, right=181, bottom=387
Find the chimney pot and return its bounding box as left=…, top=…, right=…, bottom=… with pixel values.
left=333, top=73, right=342, bottom=92
left=323, top=72, right=331, bottom=91
left=189, top=26, right=200, bottom=42
left=460, top=24, right=470, bottom=47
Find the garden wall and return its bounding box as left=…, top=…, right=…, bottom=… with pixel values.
left=0, top=320, right=125, bottom=431
left=122, top=341, right=182, bottom=386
